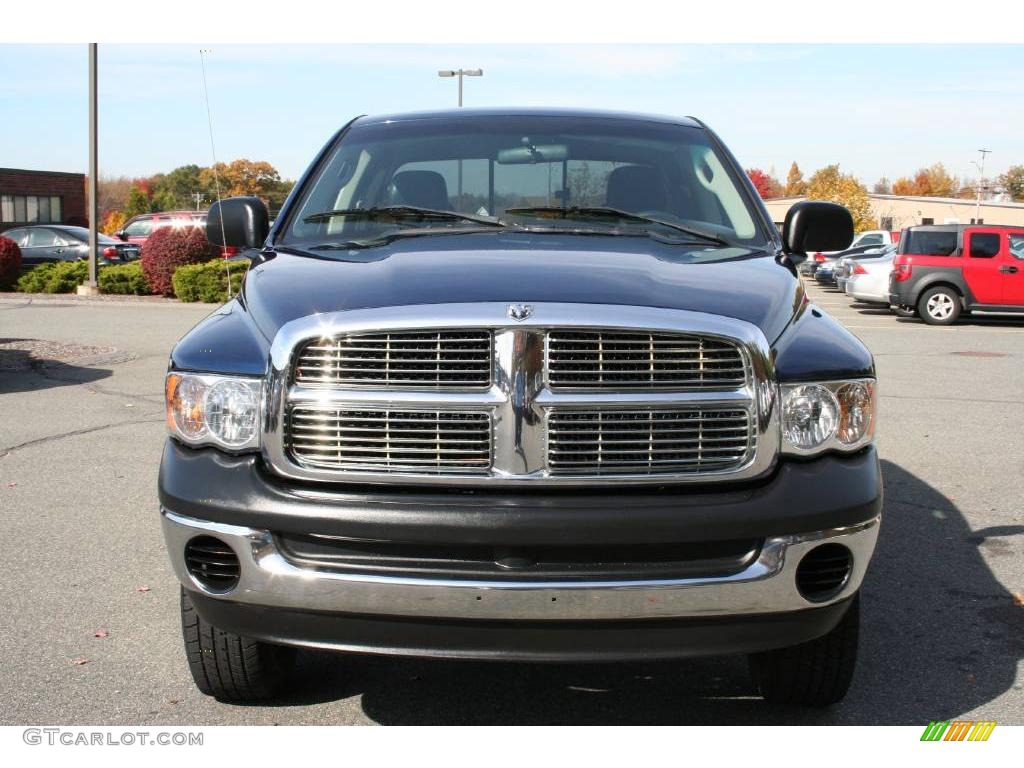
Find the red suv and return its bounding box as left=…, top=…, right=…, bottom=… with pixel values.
left=889, top=224, right=1024, bottom=325
left=116, top=210, right=238, bottom=257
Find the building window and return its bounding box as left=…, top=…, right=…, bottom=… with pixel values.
left=0, top=194, right=63, bottom=223
left=970, top=218, right=984, bottom=225
left=921, top=217, right=935, bottom=225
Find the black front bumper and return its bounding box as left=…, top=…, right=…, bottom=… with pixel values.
left=158, top=440, right=882, bottom=547
left=187, top=590, right=856, bottom=662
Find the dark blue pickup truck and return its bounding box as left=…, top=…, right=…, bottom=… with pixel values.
left=159, top=108, right=880, bottom=706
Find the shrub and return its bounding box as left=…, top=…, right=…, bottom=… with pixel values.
left=98, top=261, right=151, bottom=295
left=141, top=226, right=218, bottom=296
left=172, top=259, right=248, bottom=302
left=16, top=260, right=88, bottom=293
left=0, top=236, right=22, bottom=290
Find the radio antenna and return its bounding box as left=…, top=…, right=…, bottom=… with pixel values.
left=199, top=49, right=233, bottom=299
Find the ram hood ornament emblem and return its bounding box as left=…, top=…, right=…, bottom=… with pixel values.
left=507, top=304, right=534, bottom=322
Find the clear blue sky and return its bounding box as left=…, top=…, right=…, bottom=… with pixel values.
left=1, top=44, right=1021, bottom=186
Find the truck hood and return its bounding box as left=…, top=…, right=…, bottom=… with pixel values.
left=242, top=232, right=800, bottom=343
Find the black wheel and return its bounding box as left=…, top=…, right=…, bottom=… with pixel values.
left=917, top=285, right=961, bottom=325
left=748, top=592, right=860, bottom=707
left=180, top=587, right=296, bottom=701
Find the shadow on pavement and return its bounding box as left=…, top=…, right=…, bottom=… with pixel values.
left=250, top=460, right=1023, bottom=724
left=0, top=338, right=113, bottom=395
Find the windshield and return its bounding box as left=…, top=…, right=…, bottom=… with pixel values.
left=283, top=115, right=768, bottom=254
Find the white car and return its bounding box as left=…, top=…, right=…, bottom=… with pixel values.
left=844, top=253, right=896, bottom=304
left=835, top=244, right=897, bottom=292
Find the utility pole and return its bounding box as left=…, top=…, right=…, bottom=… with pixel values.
left=193, top=191, right=204, bottom=211
left=438, top=69, right=483, bottom=210
left=79, top=43, right=100, bottom=295
left=974, top=148, right=992, bottom=224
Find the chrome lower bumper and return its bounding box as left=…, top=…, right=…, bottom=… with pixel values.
left=161, top=510, right=879, bottom=622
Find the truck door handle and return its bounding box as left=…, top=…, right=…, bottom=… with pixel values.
left=999, top=265, right=1019, bottom=274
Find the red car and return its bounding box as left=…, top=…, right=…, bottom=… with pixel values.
left=889, top=224, right=1024, bottom=324
left=116, top=210, right=237, bottom=257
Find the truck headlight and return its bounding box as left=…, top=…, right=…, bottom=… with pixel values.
left=781, top=379, right=875, bottom=456
left=165, top=373, right=261, bottom=451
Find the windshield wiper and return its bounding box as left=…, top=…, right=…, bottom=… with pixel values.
left=503, top=206, right=729, bottom=245
left=303, top=205, right=506, bottom=228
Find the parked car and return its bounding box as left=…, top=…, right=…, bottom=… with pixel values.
left=160, top=108, right=880, bottom=707
left=805, top=228, right=899, bottom=274
left=835, top=243, right=897, bottom=292
left=1, top=224, right=140, bottom=269
left=116, top=210, right=238, bottom=258
left=844, top=252, right=896, bottom=304
left=890, top=223, right=1024, bottom=325
left=115, top=211, right=205, bottom=246
left=814, top=243, right=886, bottom=285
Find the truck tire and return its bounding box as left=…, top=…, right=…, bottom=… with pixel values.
left=917, top=285, right=961, bottom=325
left=748, top=592, right=859, bottom=706
left=180, top=587, right=295, bottom=701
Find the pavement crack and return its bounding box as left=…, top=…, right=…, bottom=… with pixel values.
left=0, top=418, right=163, bottom=457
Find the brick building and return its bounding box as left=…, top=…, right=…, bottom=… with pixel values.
left=0, top=168, right=88, bottom=233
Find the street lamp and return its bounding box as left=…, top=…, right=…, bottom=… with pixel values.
left=437, top=69, right=483, bottom=210
left=438, top=68, right=483, bottom=108
left=972, top=148, right=992, bottom=224
left=78, top=43, right=100, bottom=296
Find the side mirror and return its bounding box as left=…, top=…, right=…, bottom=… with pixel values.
left=115, top=231, right=127, bottom=241
left=782, top=201, right=854, bottom=256
left=206, top=196, right=269, bottom=250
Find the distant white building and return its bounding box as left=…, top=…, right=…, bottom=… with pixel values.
left=763, top=194, right=1024, bottom=231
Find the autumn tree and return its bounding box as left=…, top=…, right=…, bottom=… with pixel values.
left=784, top=162, right=807, bottom=197
left=101, top=210, right=127, bottom=236
left=806, top=164, right=874, bottom=232
left=199, top=159, right=294, bottom=208
left=873, top=177, right=891, bottom=194
left=889, top=164, right=958, bottom=197
left=999, top=165, right=1024, bottom=202
left=746, top=168, right=782, bottom=199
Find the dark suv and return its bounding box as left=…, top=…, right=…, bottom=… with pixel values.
left=159, top=109, right=881, bottom=707
left=889, top=224, right=1024, bottom=324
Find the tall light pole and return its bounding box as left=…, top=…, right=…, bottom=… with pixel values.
left=973, top=148, right=992, bottom=224
left=79, top=43, right=100, bottom=295
left=438, top=68, right=483, bottom=107
left=437, top=69, right=482, bottom=210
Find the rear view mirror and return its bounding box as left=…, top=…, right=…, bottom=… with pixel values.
left=782, top=201, right=854, bottom=255
left=206, top=197, right=270, bottom=250
left=497, top=144, right=568, bottom=165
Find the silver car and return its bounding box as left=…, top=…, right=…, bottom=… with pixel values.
left=835, top=244, right=896, bottom=292
left=845, top=252, right=896, bottom=304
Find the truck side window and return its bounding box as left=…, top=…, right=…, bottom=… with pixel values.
left=969, top=233, right=1000, bottom=258
left=1009, top=234, right=1024, bottom=260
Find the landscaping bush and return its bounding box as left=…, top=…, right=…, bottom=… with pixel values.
left=98, top=261, right=151, bottom=295
left=0, top=236, right=22, bottom=290
left=172, top=259, right=248, bottom=303
left=141, top=226, right=218, bottom=296
left=17, top=260, right=88, bottom=293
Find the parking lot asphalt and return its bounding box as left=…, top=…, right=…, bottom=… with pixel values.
left=0, top=283, right=1022, bottom=726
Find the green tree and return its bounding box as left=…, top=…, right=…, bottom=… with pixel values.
left=999, top=165, right=1024, bottom=202
left=806, top=165, right=874, bottom=232
left=154, top=164, right=204, bottom=210
left=784, top=161, right=807, bottom=197
left=123, top=186, right=151, bottom=218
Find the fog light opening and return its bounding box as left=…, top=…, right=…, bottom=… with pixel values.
left=795, top=543, right=852, bottom=602
left=184, top=536, right=240, bottom=593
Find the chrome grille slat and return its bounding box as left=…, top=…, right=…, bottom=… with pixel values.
left=294, top=331, right=492, bottom=388
left=547, top=409, right=753, bottom=476
left=547, top=330, right=746, bottom=390
left=287, top=406, right=491, bottom=474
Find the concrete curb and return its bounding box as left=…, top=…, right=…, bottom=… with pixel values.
left=0, top=292, right=221, bottom=308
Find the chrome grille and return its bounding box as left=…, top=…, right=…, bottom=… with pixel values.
left=547, top=330, right=746, bottom=390
left=288, top=406, right=492, bottom=474
left=547, top=408, right=753, bottom=475
left=294, top=330, right=492, bottom=388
